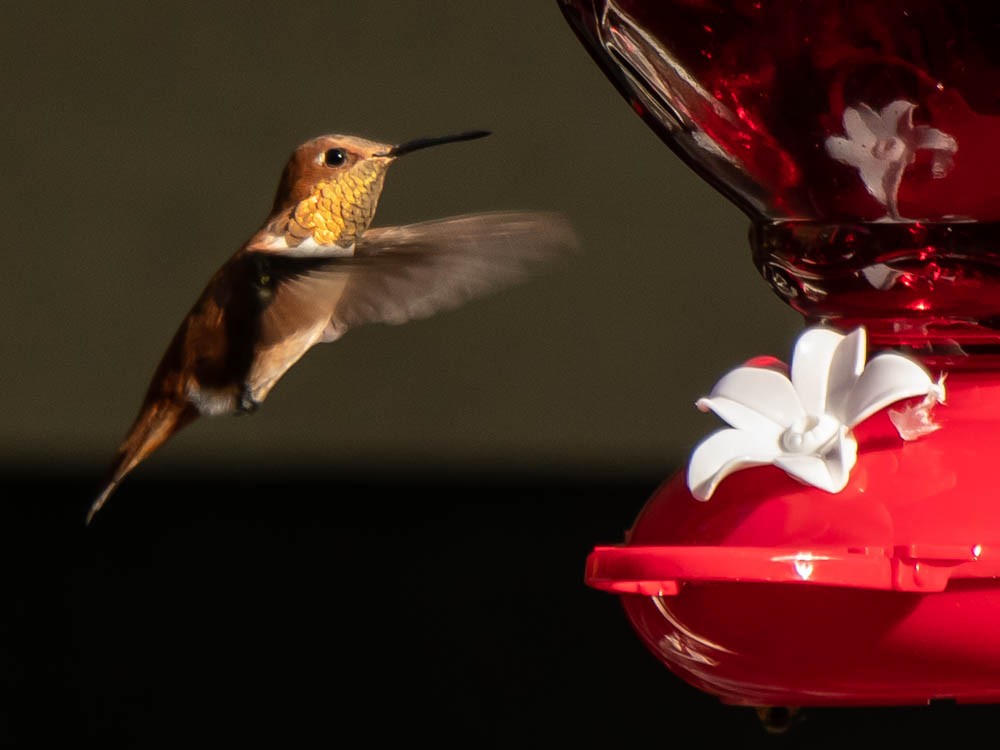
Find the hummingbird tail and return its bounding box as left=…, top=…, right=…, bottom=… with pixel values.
left=87, top=399, right=197, bottom=524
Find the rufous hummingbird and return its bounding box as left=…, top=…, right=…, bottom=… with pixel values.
left=88, top=130, right=577, bottom=523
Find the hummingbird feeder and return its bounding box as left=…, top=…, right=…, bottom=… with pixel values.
left=560, top=0, right=1000, bottom=707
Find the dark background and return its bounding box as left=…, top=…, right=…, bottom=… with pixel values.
left=10, top=471, right=1000, bottom=747
left=4, top=2, right=997, bottom=746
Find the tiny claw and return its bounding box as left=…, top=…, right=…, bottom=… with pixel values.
left=238, top=390, right=260, bottom=414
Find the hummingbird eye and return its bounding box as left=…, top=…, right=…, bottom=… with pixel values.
left=323, top=148, right=347, bottom=167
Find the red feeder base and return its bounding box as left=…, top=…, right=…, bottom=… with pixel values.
left=587, top=369, right=1000, bottom=706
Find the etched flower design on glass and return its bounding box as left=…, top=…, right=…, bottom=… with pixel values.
left=687, top=327, right=944, bottom=501
left=825, top=101, right=958, bottom=221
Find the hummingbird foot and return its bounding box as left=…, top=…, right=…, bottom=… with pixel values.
left=237, top=389, right=260, bottom=414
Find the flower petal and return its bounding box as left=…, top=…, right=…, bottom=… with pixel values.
left=695, top=396, right=786, bottom=439
left=773, top=428, right=858, bottom=493
left=826, top=425, right=859, bottom=487
left=790, top=327, right=858, bottom=416
left=888, top=394, right=942, bottom=440
left=843, top=105, right=878, bottom=147
left=856, top=152, right=895, bottom=207
left=879, top=100, right=916, bottom=138
left=841, top=352, right=935, bottom=427
left=914, top=125, right=958, bottom=154
left=862, top=263, right=904, bottom=290
left=705, top=366, right=804, bottom=428
left=687, top=428, right=781, bottom=501
left=878, top=156, right=909, bottom=218
left=824, top=328, right=867, bottom=422
left=930, top=149, right=955, bottom=179
left=825, top=135, right=870, bottom=170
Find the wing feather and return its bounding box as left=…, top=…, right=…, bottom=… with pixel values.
left=243, top=211, right=577, bottom=401
left=335, top=211, right=577, bottom=328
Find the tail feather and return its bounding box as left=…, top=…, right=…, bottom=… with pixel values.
left=87, top=399, right=197, bottom=524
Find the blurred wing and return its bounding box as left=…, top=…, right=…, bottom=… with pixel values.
left=333, top=211, right=577, bottom=329
left=242, top=211, right=577, bottom=402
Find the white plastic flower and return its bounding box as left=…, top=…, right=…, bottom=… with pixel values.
left=687, top=327, right=944, bottom=501
left=825, top=100, right=957, bottom=220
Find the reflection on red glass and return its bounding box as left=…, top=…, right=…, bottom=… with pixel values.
left=560, top=0, right=1000, bottom=354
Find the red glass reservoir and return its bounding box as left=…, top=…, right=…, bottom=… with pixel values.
left=561, top=0, right=1000, bottom=352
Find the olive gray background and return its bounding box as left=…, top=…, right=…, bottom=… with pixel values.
left=2, top=1, right=800, bottom=477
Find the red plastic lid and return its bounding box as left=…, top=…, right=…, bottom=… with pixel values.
left=588, top=369, right=1000, bottom=594
left=586, top=541, right=995, bottom=596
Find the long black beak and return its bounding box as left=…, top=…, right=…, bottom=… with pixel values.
left=379, top=130, right=491, bottom=158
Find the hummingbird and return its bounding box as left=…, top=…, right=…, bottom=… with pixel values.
left=88, top=130, right=577, bottom=523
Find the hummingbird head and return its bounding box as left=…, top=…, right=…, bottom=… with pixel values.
left=269, top=130, right=490, bottom=250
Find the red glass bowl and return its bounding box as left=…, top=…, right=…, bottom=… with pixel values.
left=560, top=0, right=1000, bottom=350
left=586, top=370, right=1000, bottom=705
